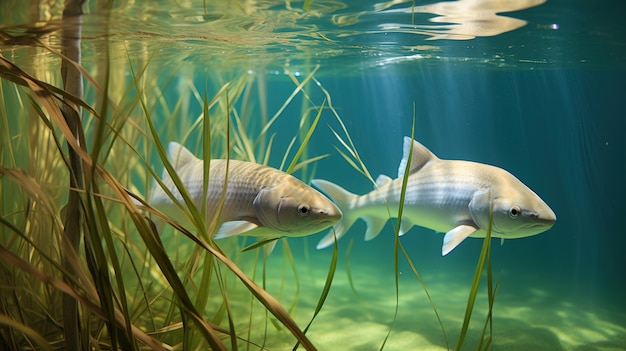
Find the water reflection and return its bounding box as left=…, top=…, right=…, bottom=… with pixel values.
left=0, top=0, right=554, bottom=71
left=370, top=0, right=547, bottom=40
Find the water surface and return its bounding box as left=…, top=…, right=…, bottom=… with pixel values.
left=1, top=0, right=625, bottom=350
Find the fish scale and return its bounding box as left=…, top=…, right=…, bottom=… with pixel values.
left=148, top=142, right=342, bottom=241
left=312, top=137, right=556, bottom=255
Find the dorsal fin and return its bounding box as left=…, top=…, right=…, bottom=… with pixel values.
left=397, top=137, right=439, bottom=178
left=168, top=142, right=198, bottom=170
left=375, top=174, right=393, bottom=187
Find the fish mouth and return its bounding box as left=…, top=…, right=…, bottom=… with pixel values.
left=524, top=208, right=557, bottom=232
left=287, top=219, right=338, bottom=237
left=540, top=206, right=557, bottom=224
left=284, top=211, right=340, bottom=235
left=493, top=216, right=556, bottom=238
left=313, top=217, right=340, bottom=228
left=315, top=206, right=342, bottom=222
left=326, top=207, right=343, bottom=220
left=534, top=215, right=557, bottom=229
left=320, top=219, right=339, bottom=226
left=513, top=219, right=556, bottom=237
left=309, top=211, right=341, bottom=231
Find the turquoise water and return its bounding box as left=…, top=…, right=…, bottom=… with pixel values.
left=1, top=0, right=625, bottom=350
left=270, top=68, right=626, bottom=349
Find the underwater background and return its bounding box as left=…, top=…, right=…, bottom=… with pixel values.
left=1, top=0, right=625, bottom=350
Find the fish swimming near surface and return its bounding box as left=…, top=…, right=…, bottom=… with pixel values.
left=148, top=142, right=342, bottom=245
left=312, top=137, right=556, bottom=255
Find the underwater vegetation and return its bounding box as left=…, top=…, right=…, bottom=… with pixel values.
left=0, top=42, right=502, bottom=348
left=0, top=41, right=324, bottom=351
left=0, top=39, right=493, bottom=351
left=0, top=1, right=566, bottom=350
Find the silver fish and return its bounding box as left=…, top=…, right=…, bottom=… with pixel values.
left=312, top=137, right=556, bottom=255
left=149, top=142, right=342, bottom=241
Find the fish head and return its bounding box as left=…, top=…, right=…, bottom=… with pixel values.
left=253, top=179, right=342, bottom=236
left=485, top=178, right=557, bottom=239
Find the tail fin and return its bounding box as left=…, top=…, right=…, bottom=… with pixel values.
left=311, top=179, right=359, bottom=249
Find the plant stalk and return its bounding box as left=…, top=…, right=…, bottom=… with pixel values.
left=60, top=1, right=86, bottom=350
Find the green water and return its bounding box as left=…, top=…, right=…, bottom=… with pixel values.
left=1, top=1, right=625, bottom=350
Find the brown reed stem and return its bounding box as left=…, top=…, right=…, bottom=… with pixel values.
left=60, top=1, right=86, bottom=350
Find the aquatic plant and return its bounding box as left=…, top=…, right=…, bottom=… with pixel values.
left=326, top=101, right=501, bottom=351
left=0, top=10, right=337, bottom=350
left=1, top=2, right=504, bottom=350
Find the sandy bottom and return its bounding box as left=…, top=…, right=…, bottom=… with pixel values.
left=217, top=247, right=626, bottom=351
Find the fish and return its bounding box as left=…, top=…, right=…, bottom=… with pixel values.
left=148, top=142, right=342, bottom=245
left=312, top=137, right=556, bottom=255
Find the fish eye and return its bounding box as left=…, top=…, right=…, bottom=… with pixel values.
left=509, top=206, right=521, bottom=219
left=298, top=204, right=310, bottom=216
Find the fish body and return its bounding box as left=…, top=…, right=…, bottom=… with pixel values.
left=149, top=142, right=342, bottom=240
left=312, top=137, right=556, bottom=255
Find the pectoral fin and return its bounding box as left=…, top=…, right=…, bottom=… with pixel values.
left=442, top=225, right=478, bottom=256
left=215, top=221, right=281, bottom=240
left=214, top=220, right=259, bottom=239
